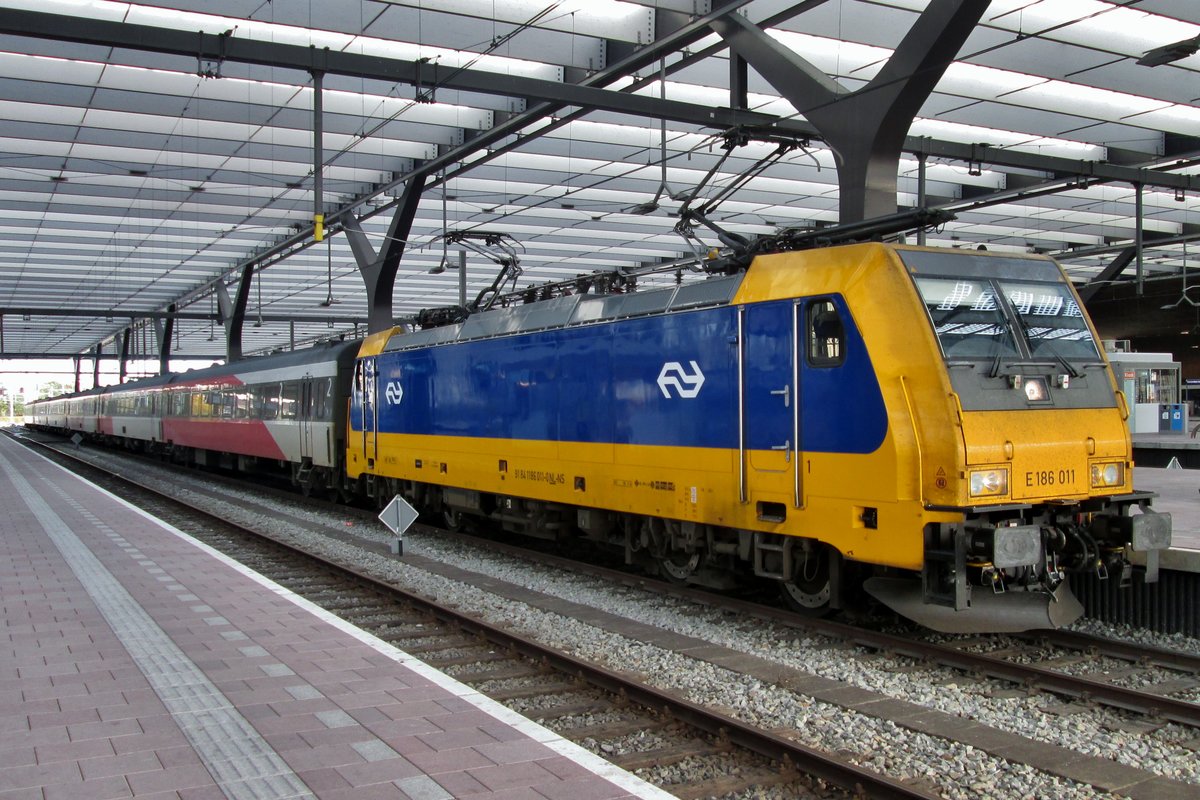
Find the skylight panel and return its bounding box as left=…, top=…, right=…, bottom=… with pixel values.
left=373, top=0, right=651, bottom=43
left=18, top=0, right=558, bottom=80
left=979, top=0, right=1200, bottom=58
left=0, top=50, right=104, bottom=86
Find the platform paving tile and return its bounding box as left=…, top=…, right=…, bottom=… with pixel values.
left=537, top=777, right=644, bottom=800
left=403, top=745, right=495, bottom=776
left=0, top=752, right=35, bottom=771
left=31, top=736, right=115, bottom=763
left=475, top=738, right=566, bottom=766
left=0, top=789, right=47, bottom=800
left=300, top=723, right=396, bottom=749
left=76, top=749, right=163, bottom=781
left=470, top=721, right=528, bottom=747
left=0, top=724, right=67, bottom=758
left=176, top=787, right=229, bottom=800
left=416, top=726, right=504, bottom=752
left=298, top=765, right=355, bottom=793
left=41, top=773, right=131, bottom=800
left=110, top=729, right=192, bottom=756
left=469, top=758, right=568, bottom=793
left=123, top=762, right=218, bottom=796
left=392, top=774, right=454, bottom=800
left=56, top=688, right=131, bottom=714
left=377, top=698, right=460, bottom=722
left=361, top=717, right=445, bottom=742
left=336, top=756, right=425, bottom=788
left=0, top=761, right=84, bottom=794
left=343, top=705, right=393, bottom=727
left=321, top=783, right=410, bottom=800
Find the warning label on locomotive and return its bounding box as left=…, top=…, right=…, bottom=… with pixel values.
left=515, top=468, right=565, bottom=486
left=612, top=478, right=675, bottom=492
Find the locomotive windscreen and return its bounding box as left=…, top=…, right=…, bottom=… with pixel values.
left=913, top=276, right=1100, bottom=362
left=899, top=248, right=1111, bottom=411
left=900, top=249, right=1101, bottom=364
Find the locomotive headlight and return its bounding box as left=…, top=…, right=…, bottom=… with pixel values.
left=1023, top=377, right=1049, bottom=402
left=968, top=467, right=1009, bottom=498
left=1090, top=460, right=1125, bottom=489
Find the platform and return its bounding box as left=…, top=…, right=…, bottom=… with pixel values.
left=0, top=435, right=671, bottom=800
left=1133, top=432, right=1200, bottom=469
left=1134, top=466, right=1200, bottom=571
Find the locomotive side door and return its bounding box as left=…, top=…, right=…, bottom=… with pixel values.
left=740, top=301, right=801, bottom=509
left=360, top=357, right=379, bottom=467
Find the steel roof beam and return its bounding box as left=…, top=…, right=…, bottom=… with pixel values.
left=341, top=172, right=428, bottom=334
left=0, top=9, right=768, bottom=132
left=712, top=0, right=988, bottom=222
left=0, top=307, right=367, bottom=323
left=1078, top=248, right=1138, bottom=302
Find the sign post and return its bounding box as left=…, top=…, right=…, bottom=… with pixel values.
left=378, top=495, right=418, bottom=555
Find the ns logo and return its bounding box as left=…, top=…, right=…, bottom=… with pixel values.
left=384, top=381, right=404, bottom=405
left=657, top=361, right=705, bottom=399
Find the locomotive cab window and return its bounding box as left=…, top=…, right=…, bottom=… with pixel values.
left=807, top=300, right=845, bottom=367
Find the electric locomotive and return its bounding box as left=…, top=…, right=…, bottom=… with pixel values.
left=346, top=241, right=1171, bottom=632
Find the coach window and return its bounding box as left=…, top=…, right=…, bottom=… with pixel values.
left=254, top=384, right=279, bottom=420
left=318, top=378, right=333, bottom=420
left=233, top=389, right=250, bottom=418
left=807, top=299, right=845, bottom=367
left=281, top=381, right=300, bottom=420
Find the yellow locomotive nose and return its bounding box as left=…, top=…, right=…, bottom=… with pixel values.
left=958, top=408, right=1131, bottom=506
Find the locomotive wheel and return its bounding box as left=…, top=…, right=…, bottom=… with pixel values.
left=659, top=551, right=701, bottom=584
left=779, top=546, right=832, bottom=616
left=443, top=507, right=468, bottom=532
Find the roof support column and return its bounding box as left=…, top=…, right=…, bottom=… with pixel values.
left=92, top=342, right=101, bottom=387
left=1134, top=182, right=1144, bottom=296
left=216, top=266, right=254, bottom=362
left=342, top=173, right=428, bottom=333
left=313, top=70, right=325, bottom=242
left=154, top=303, right=175, bottom=374
left=73, top=356, right=81, bottom=393
left=729, top=53, right=748, bottom=110
left=118, top=328, right=130, bottom=383
left=711, top=0, right=987, bottom=222
left=916, top=152, right=928, bottom=245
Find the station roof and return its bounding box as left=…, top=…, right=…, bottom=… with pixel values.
left=0, top=0, right=1197, bottom=361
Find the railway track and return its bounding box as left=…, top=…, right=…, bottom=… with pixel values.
left=15, top=431, right=938, bottom=800
left=455, top=533, right=1200, bottom=726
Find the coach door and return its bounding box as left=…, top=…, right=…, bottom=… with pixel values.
left=740, top=301, right=801, bottom=510
left=298, top=376, right=315, bottom=463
